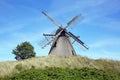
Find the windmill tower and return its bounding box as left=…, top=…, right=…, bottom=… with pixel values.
left=41, top=11, right=88, bottom=57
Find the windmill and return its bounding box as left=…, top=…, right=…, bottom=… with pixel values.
left=41, top=11, right=88, bottom=57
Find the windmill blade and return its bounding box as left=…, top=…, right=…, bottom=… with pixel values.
left=43, top=28, right=57, bottom=37
left=67, top=32, right=88, bottom=49
left=39, top=34, right=54, bottom=48
left=72, top=36, right=80, bottom=44
left=43, top=33, right=55, bottom=36
left=73, top=42, right=87, bottom=51
left=65, top=14, right=83, bottom=29
left=39, top=38, right=48, bottom=47
left=40, top=29, right=57, bottom=48
left=41, top=39, right=54, bottom=49
left=42, top=11, right=61, bottom=28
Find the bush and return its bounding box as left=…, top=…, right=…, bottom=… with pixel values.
left=15, top=63, right=24, bottom=72
left=0, top=67, right=120, bottom=80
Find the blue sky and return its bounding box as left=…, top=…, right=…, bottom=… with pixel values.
left=0, top=0, right=120, bottom=61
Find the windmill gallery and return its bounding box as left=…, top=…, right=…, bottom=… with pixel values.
left=41, top=12, right=88, bottom=57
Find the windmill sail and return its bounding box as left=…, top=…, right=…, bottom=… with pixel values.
left=42, top=11, right=61, bottom=28
left=67, top=32, right=88, bottom=49
left=42, top=11, right=88, bottom=57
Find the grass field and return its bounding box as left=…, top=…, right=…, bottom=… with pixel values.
left=0, top=55, right=120, bottom=79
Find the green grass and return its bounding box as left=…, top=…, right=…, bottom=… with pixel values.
left=0, top=67, right=120, bottom=80
left=0, top=55, right=120, bottom=79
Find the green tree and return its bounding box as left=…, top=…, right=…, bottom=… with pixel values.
left=12, top=41, right=36, bottom=60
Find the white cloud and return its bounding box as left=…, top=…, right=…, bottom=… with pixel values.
left=0, top=24, right=25, bottom=34
left=95, top=50, right=120, bottom=60
left=103, top=20, right=120, bottom=31
left=90, top=38, right=120, bottom=48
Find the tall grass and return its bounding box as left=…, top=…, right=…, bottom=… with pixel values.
left=0, top=55, right=120, bottom=77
